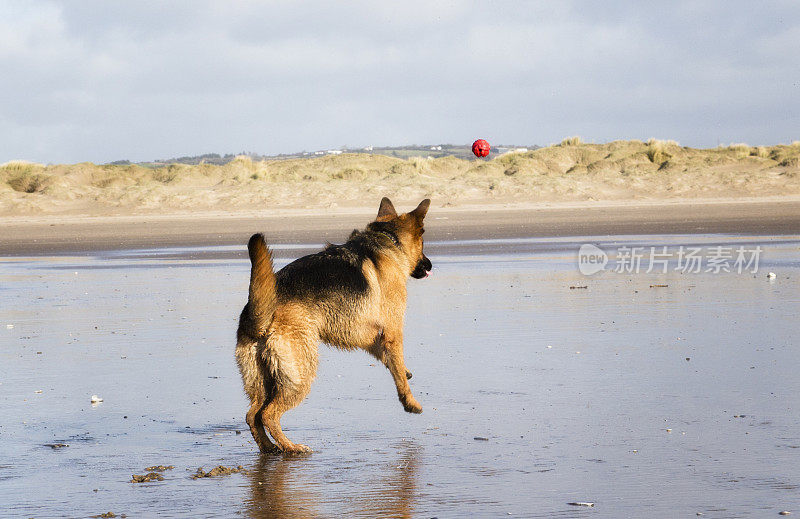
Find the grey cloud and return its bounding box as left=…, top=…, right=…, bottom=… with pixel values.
left=0, top=0, right=798, bottom=163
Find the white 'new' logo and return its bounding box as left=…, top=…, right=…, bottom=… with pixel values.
left=578, top=244, right=608, bottom=275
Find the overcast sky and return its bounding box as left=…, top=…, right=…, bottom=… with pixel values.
left=1, top=1, right=798, bottom=164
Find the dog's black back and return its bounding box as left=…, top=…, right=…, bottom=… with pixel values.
left=275, top=225, right=399, bottom=303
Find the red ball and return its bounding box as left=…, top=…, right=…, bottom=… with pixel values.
left=472, top=139, right=491, bottom=158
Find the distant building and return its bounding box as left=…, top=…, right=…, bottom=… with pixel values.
left=430, top=145, right=442, bottom=151
left=327, top=150, right=343, bottom=155
left=363, top=146, right=373, bottom=151
left=314, top=151, right=325, bottom=155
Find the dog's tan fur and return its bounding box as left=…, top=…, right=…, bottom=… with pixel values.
left=235, top=198, right=431, bottom=454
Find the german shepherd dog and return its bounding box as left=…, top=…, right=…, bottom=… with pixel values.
left=236, top=198, right=432, bottom=454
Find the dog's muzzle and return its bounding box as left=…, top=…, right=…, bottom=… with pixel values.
left=411, top=254, right=432, bottom=279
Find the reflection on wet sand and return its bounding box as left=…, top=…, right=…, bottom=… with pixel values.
left=244, top=442, right=421, bottom=518
left=245, top=456, right=318, bottom=519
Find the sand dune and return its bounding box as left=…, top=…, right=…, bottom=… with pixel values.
left=2, top=140, right=799, bottom=217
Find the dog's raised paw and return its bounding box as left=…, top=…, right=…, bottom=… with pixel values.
left=402, top=398, right=423, bottom=414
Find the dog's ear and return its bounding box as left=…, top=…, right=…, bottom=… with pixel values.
left=376, top=197, right=398, bottom=221
left=409, top=199, right=430, bottom=222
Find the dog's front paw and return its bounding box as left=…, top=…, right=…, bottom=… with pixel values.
left=402, top=397, right=422, bottom=414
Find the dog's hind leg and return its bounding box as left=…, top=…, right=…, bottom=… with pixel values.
left=246, top=398, right=279, bottom=454
left=381, top=331, right=422, bottom=414
left=236, top=340, right=279, bottom=454
left=260, top=328, right=318, bottom=454
left=263, top=394, right=312, bottom=454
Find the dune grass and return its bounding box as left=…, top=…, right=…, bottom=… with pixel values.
left=1, top=161, right=51, bottom=193
left=559, top=136, right=583, bottom=146
left=2, top=140, right=799, bottom=215
left=645, top=139, right=679, bottom=165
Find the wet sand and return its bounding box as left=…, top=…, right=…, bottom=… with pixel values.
left=2, top=198, right=800, bottom=256
left=1, top=228, right=799, bottom=517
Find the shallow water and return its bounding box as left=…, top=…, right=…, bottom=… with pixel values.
left=1, top=234, right=799, bottom=518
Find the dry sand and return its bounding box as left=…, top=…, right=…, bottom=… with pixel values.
left=2, top=139, right=799, bottom=254
left=2, top=198, right=799, bottom=256
left=1, top=140, right=799, bottom=216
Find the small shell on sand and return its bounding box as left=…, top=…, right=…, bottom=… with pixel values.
left=767, top=272, right=777, bottom=279
left=90, top=395, right=103, bottom=403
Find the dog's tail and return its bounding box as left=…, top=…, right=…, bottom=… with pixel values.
left=246, top=233, right=277, bottom=338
